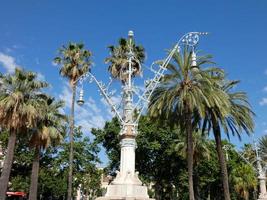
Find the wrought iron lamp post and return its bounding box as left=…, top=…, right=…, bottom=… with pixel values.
left=77, top=31, right=207, bottom=200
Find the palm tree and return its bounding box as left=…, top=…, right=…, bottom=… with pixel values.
left=54, top=42, right=92, bottom=200
left=230, top=163, right=257, bottom=200
left=28, top=97, right=66, bottom=200
left=148, top=49, right=229, bottom=200
left=0, top=68, right=48, bottom=199
left=203, top=80, right=254, bottom=200
left=259, top=135, right=267, bottom=162
left=105, top=37, right=145, bottom=84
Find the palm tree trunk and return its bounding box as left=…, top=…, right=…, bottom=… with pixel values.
left=212, top=119, right=231, bottom=200
left=185, top=105, right=194, bottom=200
left=154, top=183, right=161, bottom=200
left=0, top=130, right=17, bottom=200
left=29, top=146, right=40, bottom=200
left=193, top=169, right=200, bottom=200
left=67, top=84, right=76, bottom=200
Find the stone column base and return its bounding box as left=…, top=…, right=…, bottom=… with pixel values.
left=96, top=198, right=151, bottom=200
left=258, top=196, right=267, bottom=200
left=96, top=184, right=153, bottom=200
left=258, top=193, right=267, bottom=200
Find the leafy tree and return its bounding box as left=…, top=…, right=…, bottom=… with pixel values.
left=54, top=42, right=93, bottom=200
left=92, top=116, right=184, bottom=199
left=230, top=163, right=257, bottom=200
left=0, top=126, right=101, bottom=199
left=53, top=127, right=101, bottom=199
left=0, top=130, right=33, bottom=194
left=105, top=37, right=145, bottom=84
left=76, top=167, right=103, bottom=200
left=0, top=68, right=48, bottom=199
left=92, top=115, right=259, bottom=200
left=37, top=146, right=68, bottom=200
left=203, top=80, right=254, bottom=200
left=148, top=49, right=229, bottom=200
left=136, top=116, right=184, bottom=200
left=92, top=117, right=121, bottom=174
left=28, top=97, right=66, bottom=200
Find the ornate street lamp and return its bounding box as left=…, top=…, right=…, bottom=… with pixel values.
left=77, top=31, right=207, bottom=200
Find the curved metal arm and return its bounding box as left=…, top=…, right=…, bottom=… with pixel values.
left=134, top=32, right=208, bottom=123
left=78, top=72, right=124, bottom=124
left=223, top=145, right=258, bottom=172
left=224, top=143, right=267, bottom=176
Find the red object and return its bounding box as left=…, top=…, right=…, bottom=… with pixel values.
left=6, top=192, right=27, bottom=197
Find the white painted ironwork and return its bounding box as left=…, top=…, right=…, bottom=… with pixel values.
left=77, top=31, right=208, bottom=130
left=77, top=30, right=208, bottom=200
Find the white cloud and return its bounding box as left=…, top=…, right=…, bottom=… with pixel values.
left=37, top=72, right=45, bottom=81
left=52, top=61, right=57, bottom=67
left=263, top=86, right=267, bottom=92
left=12, top=45, right=20, bottom=49
left=5, top=48, right=12, bottom=53
left=87, top=97, right=101, bottom=113
left=35, top=58, right=40, bottom=65
left=0, top=52, right=20, bottom=73
left=259, top=98, right=267, bottom=106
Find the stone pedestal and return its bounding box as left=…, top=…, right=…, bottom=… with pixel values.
left=258, top=175, right=267, bottom=200
left=258, top=194, right=267, bottom=200
left=96, top=137, right=152, bottom=200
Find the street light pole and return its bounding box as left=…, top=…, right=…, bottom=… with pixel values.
left=255, top=141, right=267, bottom=200
left=78, top=31, right=207, bottom=200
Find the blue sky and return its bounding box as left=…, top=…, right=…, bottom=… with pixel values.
left=0, top=0, right=267, bottom=161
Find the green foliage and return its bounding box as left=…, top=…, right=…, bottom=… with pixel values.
left=230, top=163, right=257, bottom=200
left=0, top=68, right=48, bottom=133
left=203, top=80, right=254, bottom=140
left=29, top=96, right=66, bottom=150
left=147, top=48, right=229, bottom=200
left=9, top=175, right=30, bottom=192
left=54, top=42, right=92, bottom=86
left=92, top=118, right=121, bottom=174
left=0, top=127, right=102, bottom=199
left=148, top=49, right=229, bottom=121
left=93, top=115, right=258, bottom=200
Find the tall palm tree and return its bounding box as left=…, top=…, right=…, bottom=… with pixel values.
left=259, top=135, right=267, bottom=162
left=105, top=37, right=145, bottom=84
left=28, top=97, right=66, bottom=200
left=203, top=80, right=254, bottom=200
left=148, top=49, right=229, bottom=200
left=54, top=42, right=92, bottom=200
left=0, top=68, right=48, bottom=199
